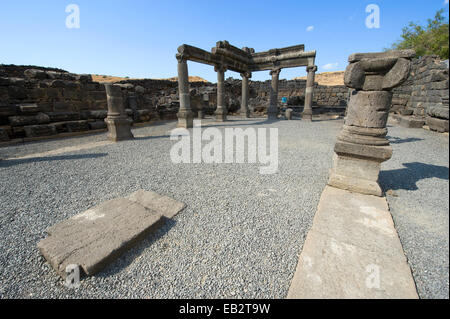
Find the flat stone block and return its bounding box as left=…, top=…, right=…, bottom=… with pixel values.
left=38, top=198, right=164, bottom=278
left=128, top=190, right=186, bottom=219
left=426, top=116, right=449, bottom=133
left=394, top=114, right=425, bottom=128
left=287, top=186, right=418, bottom=299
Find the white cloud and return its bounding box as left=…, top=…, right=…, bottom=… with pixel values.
left=306, top=25, right=314, bottom=32
left=445, top=0, right=449, bottom=5
left=322, top=63, right=339, bottom=70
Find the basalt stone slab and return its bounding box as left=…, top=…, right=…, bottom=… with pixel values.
left=426, top=116, right=449, bottom=133
left=393, top=114, right=425, bottom=129
left=38, top=198, right=164, bottom=278
left=128, top=190, right=186, bottom=219
left=23, top=124, right=57, bottom=138
left=88, top=120, right=107, bottom=130
left=65, top=120, right=89, bottom=132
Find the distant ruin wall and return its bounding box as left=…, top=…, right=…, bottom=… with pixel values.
left=0, top=66, right=185, bottom=141
left=391, top=56, right=449, bottom=132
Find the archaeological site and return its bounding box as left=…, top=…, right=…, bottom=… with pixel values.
left=0, top=1, right=449, bottom=306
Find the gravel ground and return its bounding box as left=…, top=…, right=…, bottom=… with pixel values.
left=0, top=117, right=447, bottom=299
left=0, top=117, right=340, bottom=298
left=380, top=122, right=449, bottom=299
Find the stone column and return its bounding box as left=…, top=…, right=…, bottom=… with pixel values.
left=268, top=68, right=281, bottom=120
left=302, top=65, right=317, bottom=121
left=240, top=72, right=251, bottom=118
left=176, top=56, right=194, bottom=128
left=328, top=50, right=415, bottom=196
left=104, top=84, right=134, bottom=142
left=214, top=65, right=227, bottom=122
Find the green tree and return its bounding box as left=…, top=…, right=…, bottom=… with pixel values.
left=390, top=9, right=449, bottom=59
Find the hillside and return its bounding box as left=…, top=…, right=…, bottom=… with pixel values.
left=293, top=71, right=344, bottom=86
left=91, top=74, right=208, bottom=83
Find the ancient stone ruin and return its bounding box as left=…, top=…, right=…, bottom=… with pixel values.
left=328, top=50, right=415, bottom=196
left=174, top=41, right=317, bottom=127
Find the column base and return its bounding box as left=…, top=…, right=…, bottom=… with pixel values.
left=267, top=108, right=279, bottom=120
left=239, top=108, right=250, bottom=118
left=328, top=139, right=393, bottom=196
left=214, top=108, right=227, bottom=122
left=105, top=117, right=134, bottom=142
left=302, top=110, right=313, bottom=121
left=177, top=109, right=194, bottom=128
left=328, top=154, right=383, bottom=196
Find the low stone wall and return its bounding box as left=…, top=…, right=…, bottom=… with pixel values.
left=0, top=66, right=188, bottom=141
left=392, top=56, right=449, bottom=132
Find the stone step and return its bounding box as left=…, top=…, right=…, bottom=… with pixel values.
left=38, top=191, right=186, bottom=278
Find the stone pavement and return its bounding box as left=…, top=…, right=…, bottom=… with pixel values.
left=288, top=186, right=418, bottom=299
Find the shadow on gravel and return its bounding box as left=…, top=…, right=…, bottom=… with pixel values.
left=387, top=136, right=424, bottom=144
left=0, top=153, right=108, bottom=168
left=134, top=135, right=171, bottom=141
left=95, top=218, right=177, bottom=278
left=202, top=119, right=281, bottom=128
left=380, top=162, right=449, bottom=191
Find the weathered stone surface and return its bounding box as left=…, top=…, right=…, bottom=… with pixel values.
left=47, top=111, right=80, bottom=122
left=23, top=124, right=57, bottom=137
left=329, top=51, right=413, bottom=197
left=345, top=91, right=392, bottom=128
left=105, top=84, right=134, bottom=142
left=9, top=115, right=39, bottom=127
left=18, top=104, right=40, bottom=114
left=287, top=186, right=418, bottom=299
left=427, top=105, right=449, bottom=120
left=88, top=121, right=107, bottom=130
left=426, top=116, right=449, bottom=133
left=285, top=108, right=293, bottom=120
left=0, top=127, right=10, bottom=141
left=128, top=190, right=186, bottom=219
left=392, top=114, right=425, bottom=128
left=38, top=198, right=164, bottom=278
left=65, top=120, right=90, bottom=132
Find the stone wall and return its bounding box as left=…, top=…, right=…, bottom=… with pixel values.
left=391, top=56, right=449, bottom=132
left=1, top=64, right=350, bottom=142
left=0, top=66, right=189, bottom=141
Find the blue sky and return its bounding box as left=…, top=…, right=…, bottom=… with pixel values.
left=0, top=0, right=448, bottom=82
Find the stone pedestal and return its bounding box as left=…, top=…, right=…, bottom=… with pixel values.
left=104, top=84, right=134, bottom=142
left=285, top=108, right=293, bottom=120
left=240, top=72, right=251, bottom=118
left=176, top=58, right=194, bottom=128
left=215, top=65, right=227, bottom=122
left=268, top=69, right=281, bottom=120
left=302, top=65, right=317, bottom=121
left=328, top=50, right=415, bottom=196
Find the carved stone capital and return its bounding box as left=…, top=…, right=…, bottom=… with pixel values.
left=240, top=72, right=252, bottom=79
left=176, top=53, right=187, bottom=63
left=214, top=64, right=227, bottom=73
left=270, top=68, right=281, bottom=76
left=344, top=50, right=415, bottom=91
left=307, top=65, right=318, bottom=73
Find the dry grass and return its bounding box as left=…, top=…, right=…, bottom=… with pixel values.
left=293, top=71, right=344, bottom=86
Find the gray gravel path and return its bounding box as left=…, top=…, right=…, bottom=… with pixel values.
left=380, top=122, right=449, bottom=299
left=0, top=117, right=448, bottom=299
left=0, top=117, right=340, bottom=298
